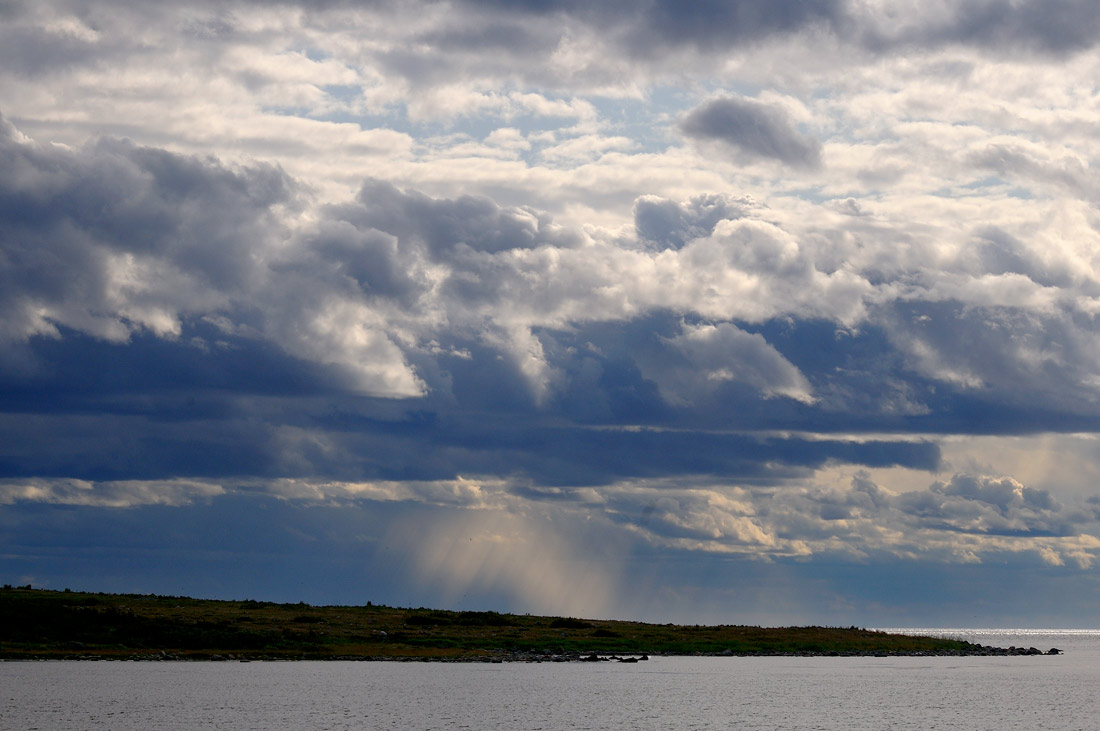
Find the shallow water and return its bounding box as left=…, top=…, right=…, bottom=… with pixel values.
left=3, top=630, right=1098, bottom=730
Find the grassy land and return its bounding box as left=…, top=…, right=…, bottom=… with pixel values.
left=1, top=586, right=997, bottom=660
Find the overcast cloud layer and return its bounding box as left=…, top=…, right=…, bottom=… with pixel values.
left=4, top=0, right=1100, bottom=625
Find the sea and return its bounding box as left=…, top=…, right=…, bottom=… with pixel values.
left=2, top=629, right=1097, bottom=730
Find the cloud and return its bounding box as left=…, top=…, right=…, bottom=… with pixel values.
left=875, top=299, right=1100, bottom=424
left=0, top=477, right=224, bottom=507
left=0, top=115, right=426, bottom=398
left=5, top=111, right=1100, bottom=465
left=589, top=468, right=1100, bottom=567
left=679, top=96, right=823, bottom=168
left=633, top=192, right=753, bottom=250
left=0, top=113, right=292, bottom=343
left=908, top=473, right=1073, bottom=537
left=871, top=0, right=1100, bottom=56
left=661, top=322, right=815, bottom=405
left=5, top=114, right=1100, bottom=492
left=455, top=0, right=846, bottom=50
left=337, top=178, right=583, bottom=258
left=14, top=462, right=1093, bottom=573
left=618, top=0, right=845, bottom=51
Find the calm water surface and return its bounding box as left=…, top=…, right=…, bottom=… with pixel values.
left=3, top=630, right=1098, bottom=730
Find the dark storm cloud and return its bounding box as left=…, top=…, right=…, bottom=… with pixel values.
left=0, top=328, right=943, bottom=486
left=0, top=322, right=942, bottom=493
left=450, top=427, right=940, bottom=487
left=679, top=97, right=822, bottom=168
left=0, top=333, right=345, bottom=483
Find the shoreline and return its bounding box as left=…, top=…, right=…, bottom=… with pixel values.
left=2, top=645, right=1060, bottom=662
left=1, top=587, right=1059, bottom=661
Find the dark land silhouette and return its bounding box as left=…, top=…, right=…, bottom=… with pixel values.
left=1, top=586, right=1043, bottom=661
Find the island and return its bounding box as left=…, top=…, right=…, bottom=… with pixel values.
left=0, top=586, right=1055, bottom=661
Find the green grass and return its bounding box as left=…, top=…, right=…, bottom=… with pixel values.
left=0, top=586, right=983, bottom=660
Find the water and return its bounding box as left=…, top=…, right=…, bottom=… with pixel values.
left=3, top=630, right=1098, bottom=730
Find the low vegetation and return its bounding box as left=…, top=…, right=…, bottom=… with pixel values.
left=1, top=586, right=984, bottom=660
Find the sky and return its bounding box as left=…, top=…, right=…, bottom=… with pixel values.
left=4, top=0, right=1100, bottom=628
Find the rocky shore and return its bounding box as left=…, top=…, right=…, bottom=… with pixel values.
left=7, top=645, right=1061, bottom=662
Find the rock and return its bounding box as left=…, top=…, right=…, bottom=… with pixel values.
left=1048, top=648, right=1062, bottom=655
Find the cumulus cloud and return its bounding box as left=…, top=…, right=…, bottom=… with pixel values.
left=906, top=473, right=1072, bottom=537
left=337, top=179, right=582, bottom=258
left=590, top=469, right=1100, bottom=567
left=0, top=116, right=428, bottom=397
left=660, top=322, right=815, bottom=404
left=0, top=113, right=292, bottom=343
left=6, top=105, right=1100, bottom=445
left=679, top=96, right=823, bottom=168
left=633, top=192, right=753, bottom=250
left=6, top=112, right=1100, bottom=488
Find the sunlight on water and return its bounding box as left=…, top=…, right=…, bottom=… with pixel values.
left=880, top=628, right=1100, bottom=655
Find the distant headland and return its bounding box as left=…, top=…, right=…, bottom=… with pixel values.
left=0, top=586, right=1059, bottom=661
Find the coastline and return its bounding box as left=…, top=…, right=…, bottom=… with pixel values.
left=2, top=587, right=1056, bottom=661
left=2, top=647, right=1057, bottom=661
